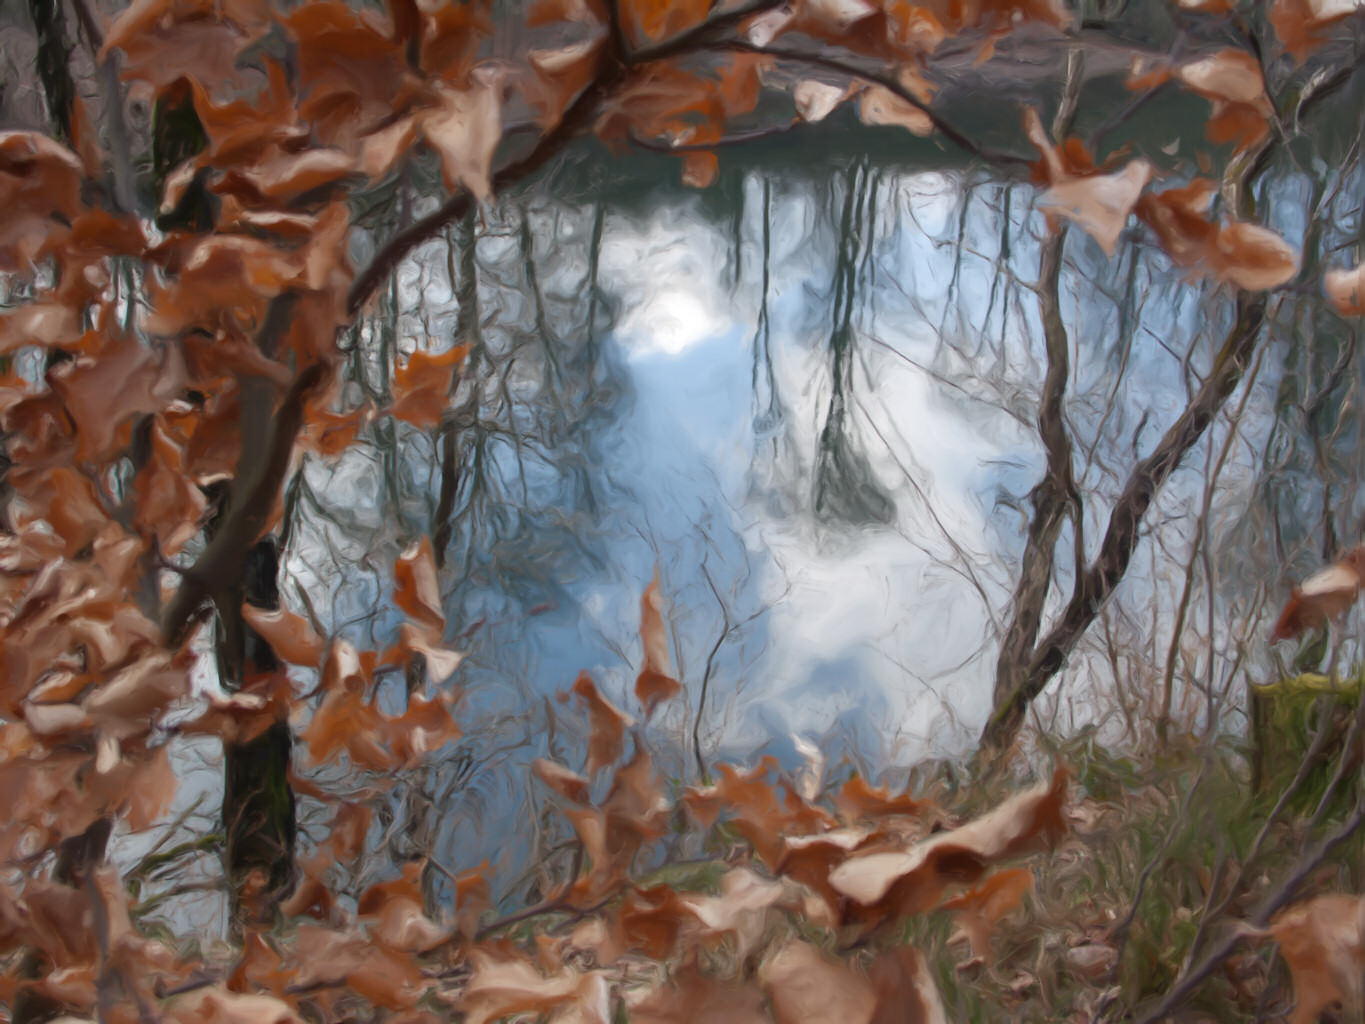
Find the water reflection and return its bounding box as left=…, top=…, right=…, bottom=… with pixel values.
left=273, top=159, right=1363, bottom=899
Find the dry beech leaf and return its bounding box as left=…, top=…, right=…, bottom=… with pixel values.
left=533, top=758, right=591, bottom=803
left=829, top=767, right=1067, bottom=913
left=635, top=571, right=680, bottom=717
left=457, top=950, right=582, bottom=1024
left=566, top=671, right=632, bottom=776
left=629, top=966, right=770, bottom=1024
left=420, top=69, right=505, bottom=201
left=358, top=862, right=447, bottom=952
left=794, top=80, right=851, bottom=123
left=391, top=344, right=467, bottom=427
left=167, top=987, right=304, bottom=1024
left=937, top=866, right=1034, bottom=961
left=1325, top=262, right=1365, bottom=315
left=242, top=605, right=327, bottom=666
left=1243, top=893, right=1365, bottom=1024
left=1040, top=159, right=1154, bottom=256
left=395, top=538, right=444, bottom=632
left=762, top=939, right=877, bottom=1024
left=858, top=85, right=933, bottom=136
left=1271, top=547, right=1365, bottom=641
left=869, top=944, right=949, bottom=1024
left=675, top=866, right=785, bottom=959
left=1270, top=0, right=1362, bottom=61
left=681, top=151, right=718, bottom=189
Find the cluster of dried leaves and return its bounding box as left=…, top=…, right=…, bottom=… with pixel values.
left=1, top=0, right=1365, bottom=1019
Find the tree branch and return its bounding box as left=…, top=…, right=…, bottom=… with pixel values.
left=982, top=291, right=1268, bottom=750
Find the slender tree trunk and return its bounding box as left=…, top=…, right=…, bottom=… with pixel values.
left=981, top=293, right=1267, bottom=753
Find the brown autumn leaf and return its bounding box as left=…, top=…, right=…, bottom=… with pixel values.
left=134, top=415, right=209, bottom=556
left=1269, top=0, right=1360, bottom=62
left=858, top=85, right=933, bottom=136
left=287, top=923, right=431, bottom=1008
left=762, top=939, right=877, bottom=1024
left=0, top=303, right=82, bottom=355
left=626, top=0, right=709, bottom=43
left=457, top=950, right=584, bottom=1024
left=48, top=334, right=184, bottom=464
left=868, top=944, right=949, bottom=1024
left=1040, top=159, right=1155, bottom=257
left=358, top=862, right=447, bottom=952
left=566, top=671, right=632, bottom=776
left=828, top=767, right=1067, bottom=917
left=1240, top=893, right=1365, bottom=1024
left=681, top=151, right=719, bottom=189
left=675, top=866, right=787, bottom=959
left=241, top=605, right=327, bottom=667
left=794, top=80, right=852, bottom=123
left=1136, top=181, right=1299, bottom=291
left=533, top=757, right=592, bottom=804
left=326, top=801, right=373, bottom=862
left=419, top=69, right=505, bottom=201
left=284, top=1, right=423, bottom=152
left=389, top=621, right=464, bottom=685
left=0, top=131, right=85, bottom=271
left=937, top=866, right=1034, bottom=962
left=1173, top=49, right=1272, bottom=151
left=1270, top=547, right=1365, bottom=642
left=635, top=571, right=680, bottom=718
left=628, top=965, right=770, bottom=1024
left=1325, top=262, right=1365, bottom=315
left=394, top=538, right=444, bottom=632
left=391, top=344, right=468, bottom=428
left=834, top=773, right=932, bottom=824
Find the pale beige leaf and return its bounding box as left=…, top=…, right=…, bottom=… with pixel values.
left=420, top=70, right=504, bottom=201
left=1040, top=159, right=1154, bottom=256
left=794, top=80, right=849, bottom=123
left=859, top=86, right=933, bottom=136
left=1325, top=263, right=1365, bottom=315
left=762, top=940, right=877, bottom=1024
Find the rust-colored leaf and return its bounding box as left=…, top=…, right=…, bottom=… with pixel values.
left=937, top=866, right=1034, bottom=962
left=566, top=672, right=632, bottom=776
left=635, top=571, right=680, bottom=718
left=394, top=538, right=444, bottom=632
left=1271, top=547, right=1365, bottom=642
left=829, top=767, right=1067, bottom=917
